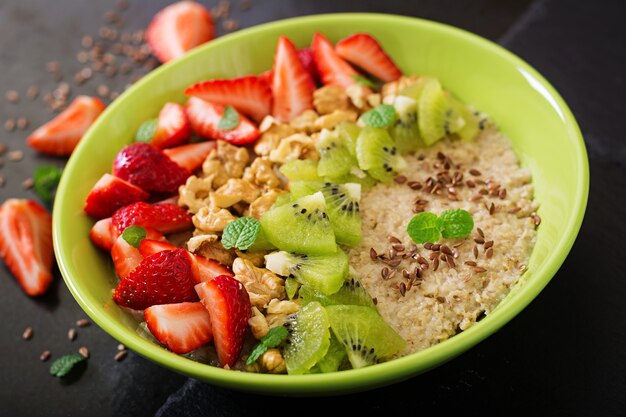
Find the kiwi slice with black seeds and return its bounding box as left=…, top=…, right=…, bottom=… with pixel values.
left=316, top=128, right=358, bottom=179
left=283, top=301, right=331, bottom=375
left=355, top=126, right=406, bottom=183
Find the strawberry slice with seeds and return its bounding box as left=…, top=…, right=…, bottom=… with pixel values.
left=163, top=141, right=216, bottom=172
left=185, top=97, right=260, bottom=145
left=111, top=202, right=192, bottom=235
left=90, top=217, right=114, bottom=251
left=111, top=228, right=166, bottom=279
left=0, top=199, right=53, bottom=296
left=271, top=36, right=316, bottom=123
left=27, top=96, right=105, bottom=156
left=259, top=69, right=274, bottom=87
left=311, top=33, right=360, bottom=89
left=150, top=103, right=191, bottom=149
left=84, top=173, right=149, bottom=220
left=112, top=142, right=191, bottom=194
left=184, top=76, right=272, bottom=122
left=195, top=275, right=251, bottom=367
left=113, top=248, right=199, bottom=310
left=139, top=239, right=233, bottom=282
left=146, top=1, right=215, bottom=64
left=297, top=47, right=320, bottom=85
left=145, top=302, right=213, bottom=354
left=335, top=33, right=402, bottom=82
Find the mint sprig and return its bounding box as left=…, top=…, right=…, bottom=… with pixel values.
left=122, top=225, right=147, bottom=248
left=135, top=119, right=158, bottom=142
left=351, top=74, right=377, bottom=89
left=50, top=353, right=86, bottom=377
left=221, top=217, right=260, bottom=250
left=246, top=326, right=289, bottom=365
left=360, top=104, right=397, bottom=128
left=407, top=212, right=440, bottom=244
left=407, top=209, right=474, bottom=244
left=33, top=165, right=63, bottom=202
left=218, top=105, right=240, bottom=131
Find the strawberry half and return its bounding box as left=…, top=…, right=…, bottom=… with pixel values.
left=111, top=202, right=192, bottom=235
left=163, top=141, right=216, bottom=172
left=195, top=275, right=251, bottom=367
left=84, top=173, right=149, bottom=220
left=112, top=142, right=191, bottom=195
left=185, top=97, right=260, bottom=145
left=297, top=47, right=320, bottom=85
left=111, top=228, right=166, bottom=279
left=150, top=103, right=191, bottom=149
left=146, top=1, right=215, bottom=63
left=113, top=248, right=199, bottom=310
left=311, top=32, right=360, bottom=89
left=90, top=217, right=114, bottom=251
left=27, top=96, right=105, bottom=156
left=335, top=33, right=402, bottom=82
left=145, top=302, right=213, bottom=354
left=272, top=36, right=316, bottom=123
left=0, top=199, right=53, bottom=296
left=184, top=76, right=272, bottom=122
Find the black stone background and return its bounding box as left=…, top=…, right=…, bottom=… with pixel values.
left=0, top=1, right=624, bottom=416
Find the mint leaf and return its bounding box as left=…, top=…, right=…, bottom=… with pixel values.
left=218, top=105, right=240, bottom=131
left=437, top=209, right=474, bottom=238
left=245, top=326, right=289, bottom=365
left=122, top=225, right=147, bottom=248
left=221, top=217, right=260, bottom=250
left=135, top=119, right=158, bottom=142
left=33, top=165, right=63, bottom=202
left=360, top=104, right=397, bottom=128
left=50, top=353, right=86, bottom=377
left=407, top=212, right=440, bottom=244
left=351, top=73, right=377, bottom=89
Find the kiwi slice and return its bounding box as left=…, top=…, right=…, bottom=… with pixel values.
left=326, top=305, right=406, bottom=368
left=260, top=192, right=336, bottom=255
left=307, top=334, right=348, bottom=373
left=283, top=301, right=331, bottom=374
left=271, top=192, right=292, bottom=209
left=289, top=181, right=362, bottom=247
left=265, top=248, right=348, bottom=295
left=299, top=274, right=375, bottom=308
left=279, top=159, right=321, bottom=182
left=316, top=128, right=358, bottom=179
left=335, top=121, right=360, bottom=155
left=389, top=95, right=425, bottom=153
left=418, top=79, right=465, bottom=146
left=449, top=96, right=480, bottom=142
left=398, top=75, right=437, bottom=100
left=356, top=126, right=406, bottom=183
left=285, top=277, right=300, bottom=300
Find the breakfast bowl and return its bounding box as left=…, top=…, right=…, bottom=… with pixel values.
left=53, top=13, right=588, bottom=395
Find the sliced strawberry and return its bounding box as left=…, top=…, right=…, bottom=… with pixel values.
left=185, top=97, right=260, bottom=145
left=145, top=302, right=213, bottom=354
left=90, top=217, right=114, bottom=251
left=27, top=96, right=105, bottom=156
left=311, top=32, right=361, bottom=89
left=139, top=239, right=233, bottom=282
left=184, top=76, right=272, bottom=122
left=335, top=33, right=402, bottom=82
left=163, top=141, right=216, bottom=172
left=150, top=103, right=191, bottom=149
left=111, top=202, right=192, bottom=235
left=0, top=199, right=53, bottom=296
left=112, top=142, right=191, bottom=195
left=259, top=69, right=274, bottom=87
left=297, top=47, right=320, bottom=84
left=271, top=36, right=315, bottom=123
left=111, top=228, right=166, bottom=279
left=195, top=275, right=251, bottom=367
left=146, top=1, right=215, bottom=64
left=84, top=173, right=149, bottom=220
left=113, top=248, right=199, bottom=310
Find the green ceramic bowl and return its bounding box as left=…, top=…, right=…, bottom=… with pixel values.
left=53, top=13, right=588, bottom=395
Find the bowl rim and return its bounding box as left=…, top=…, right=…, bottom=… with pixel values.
left=53, top=12, right=589, bottom=394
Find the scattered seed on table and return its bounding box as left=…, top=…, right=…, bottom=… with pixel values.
left=5, top=90, right=19, bottom=103
left=46, top=61, right=60, bottom=73
left=222, top=18, right=239, bottom=32
left=76, top=318, right=91, bottom=327
left=40, top=350, right=51, bottom=361
left=97, top=84, right=110, bottom=98
left=22, top=327, right=33, bottom=340
left=117, top=343, right=126, bottom=351
left=114, top=350, right=127, bottom=362
left=8, top=150, right=23, bottom=161
left=79, top=347, right=90, bottom=358
left=109, top=91, right=119, bottom=100
left=239, top=0, right=252, bottom=10
left=16, top=117, right=29, bottom=130
left=5, top=118, right=16, bottom=132
left=22, top=178, right=34, bottom=189
left=0, top=143, right=6, bottom=155
left=0, top=176, right=5, bottom=187
left=25, top=85, right=39, bottom=100
left=116, top=0, right=129, bottom=11
left=68, top=328, right=77, bottom=341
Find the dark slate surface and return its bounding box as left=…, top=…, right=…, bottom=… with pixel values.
left=0, top=0, right=623, bottom=416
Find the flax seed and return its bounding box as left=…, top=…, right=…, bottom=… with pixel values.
left=40, top=350, right=51, bottom=362
left=484, top=240, right=494, bottom=249
left=79, top=347, right=90, bottom=358
left=532, top=213, right=541, bottom=226
left=441, top=245, right=453, bottom=256
left=387, top=236, right=401, bottom=244
left=388, top=248, right=397, bottom=259
left=466, top=179, right=476, bottom=188
left=474, top=237, right=485, bottom=244
left=423, top=242, right=433, bottom=250
left=489, top=202, right=495, bottom=215
left=381, top=267, right=389, bottom=279
left=473, top=245, right=479, bottom=259
left=97, top=84, right=110, bottom=98
left=499, top=188, right=507, bottom=199
left=402, top=269, right=410, bottom=279
left=469, top=169, right=481, bottom=176
left=8, top=150, right=23, bottom=161
left=22, top=178, right=34, bottom=189
left=465, top=261, right=477, bottom=266
left=393, top=175, right=407, bottom=184
left=447, top=256, right=456, bottom=268
left=16, top=117, right=28, bottom=130
left=76, top=318, right=91, bottom=327
left=436, top=296, right=446, bottom=303
left=433, top=257, right=439, bottom=271
left=472, top=266, right=487, bottom=273
left=0, top=143, right=6, bottom=155
left=399, top=282, right=406, bottom=297
left=392, top=244, right=405, bottom=252
left=407, top=181, right=422, bottom=190
left=417, top=256, right=428, bottom=265
left=431, top=244, right=441, bottom=251
left=223, top=18, right=239, bottom=32
left=114, top=350, right=127, bottom=362
left=477, top=227, right=484, bottom=238
left=26, top=85, right=39, bottom=100
left=372, top=297, right=378, bottom=305
left=5, top=90, right=19, bottom=103
left=68, top=328, right=77, bottom=341
left=117, top=343, right=126, bottom=351
left=486, top=247, right=494, bottom=258
left=22, top=327, right=33, bottom=340
left=5, top=118, right=16, bottom=132
left=0, top=176, right=5, bottom=187
left=369, top=248, right=378, bottom=261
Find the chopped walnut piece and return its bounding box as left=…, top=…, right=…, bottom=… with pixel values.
left=266, top=313, right=290, bottom=328
left=235, top=249, right=267, bottom=267
left=366, top=93, right=382, bottom=108
left=178, top=175, right=213, bottom=214
left=289, top=109, right=319, bottom=134
left=187, top=233, right=236, bottom=266
left=247, top=189, right=285, bottom=219
left=186, top=233, right=219, bottom=253
left=345, top=84, right=371, bottom=110
left=259, top=348, right=286, bottom=374
left=201, top=159, right=230, bottom=190
left=243, top=158, right=282, bottom=189
left=313, top=85, right=349, bottom=115
left=258, top=115, right=279, bottom=133
left=192, top=205, right=236, bottom=234
left=268, top=133, right=319, bottom=163
left=233, top=258, right=286, bottom=300
left=211, top=178, right=260, bottom=208
left=314, top=109, right=358, bottom=131
left=266, top=299, right=300, bottom=315
left=248, top=306, right=269, bottom=339
left=202, top=140, right=250, bottom=187
left=254, top=124, right=297, bottom=157
left=381, top=74, right=419, bottom=98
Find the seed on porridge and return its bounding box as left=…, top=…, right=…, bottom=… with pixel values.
left=473, top=245, right=479, bottom=258
left=423, top=242, right=433, bottom=250
left=489, top=202, right=496, bottom=215
left=381, top=267, right=390, bottom=279
left=474, top=236, right=485, bottom=244
left=465, top=261, right=477, bottom=266
left=369, top=248, right=378, bottom=261
left=476, top=227, right=485, bottom=238
left=407, top=181, right=422, bottom=190
left=387, top=236, right=401, bottom=244
left=432, top=257, right=440, bottom=271
left=532, top=213, right=542, bottom=226
left=399, top=282, right=406, bottom=297
left=394, top=175, right=407, bottom=184
left=469, top=169, right=481, bottom=176
left=472, top=266, right=487, bottom=273
left=484, top=240, right=494, bottom=250
left=486, top=248, right=494, bottom=258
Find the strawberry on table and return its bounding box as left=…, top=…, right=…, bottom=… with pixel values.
left=146, top=1, right=215, bottom=64
left=145, top=302, right=213, bottom=354
left=271, top=36, right=316, bottom=123
left=111, top=228, right=166, bottom=279
left=113, top=248, right=199, bottom=310
left=163, top=141, right=216, bottom=172
left=184, top=75, right=272, bottom=122
left=185, top=97, right=260, bottom=145
left=84, top=173, right=149, bottom=220
left=0, top=199, right=53, bottom=296
left=27, top=96, right=105, bottom=156
left=139, top=103, right=191, bottom=149
left=335, top=33, right=403, bottom=82
left=195, top=275, right=251, bottom=367
left=112, top=142, right=191, bottom=195
left=311, top=32, right=360, bottom=89
left=90, top=217, right=114, bottom=251
left=111, top=201, right=192, bottom=235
